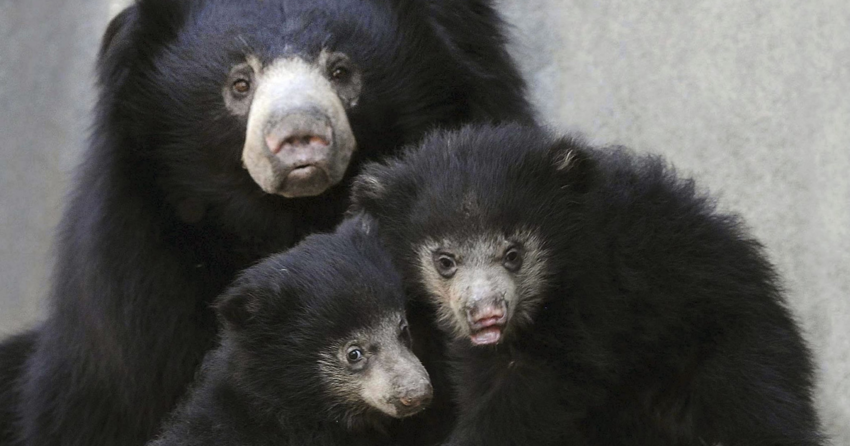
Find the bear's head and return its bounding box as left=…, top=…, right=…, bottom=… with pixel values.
left=351, top=123, right=597, bottom=346
left=96, top=0, right=520, bottom=239
left=214, top=215, right=432, bottom=430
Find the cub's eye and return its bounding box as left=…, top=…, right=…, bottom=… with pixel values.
left=346, top=347, right=364, bottom=363
left=231, top=79, right=251, bottom=95
left=502, top=246, right=523, bottom=272
left=400, top=320, right=412, bottom=346
left=433, top=253, right=457, bottom=279
left=330, top=66, right=351, bottom=82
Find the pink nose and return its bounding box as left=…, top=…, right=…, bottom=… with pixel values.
left=467, top=301, right=505, bottom=322
left=266, top=133, right=330, bottom=155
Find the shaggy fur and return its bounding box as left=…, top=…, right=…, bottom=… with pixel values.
left=0, top=1, right=530, bottom=445
left=351, top=123, right=824, bottom=446
left=148, top=216, right=423, bottom=446
left=0, top=332, right=35, bottom=445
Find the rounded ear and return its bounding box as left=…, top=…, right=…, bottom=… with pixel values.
left=97, top=5, right=140, bottom=86
left=213, top=291, right=255, bottom=331
left=348, top=163, right=392, bottom=215
left=97, top=1, right=187, bottom=89
left=548, top=138, right=597, bottom=194
left=214, top=256, right=296, bottom=331
left=136, top=0, right=189, bottom=35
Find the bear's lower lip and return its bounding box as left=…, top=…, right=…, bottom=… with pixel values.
left=470, top=327, right=502, bottom=345
left=279, top=166, right=331, bottom=197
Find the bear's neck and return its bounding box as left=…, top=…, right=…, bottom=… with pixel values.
left=213, top=370, right=391, bottom=445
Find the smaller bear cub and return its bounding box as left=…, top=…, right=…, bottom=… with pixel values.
left=352, top=123, right=823, bottom=446
left=149, top=215, right=432, bottom=446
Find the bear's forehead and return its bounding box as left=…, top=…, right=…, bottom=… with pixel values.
left=293, top=301, right=402, bottom=340
left=169, top=0, right=399, bottom=69
left=183, top=0, right=395, bottom=40
left=418, top=229, right=543, bottom=261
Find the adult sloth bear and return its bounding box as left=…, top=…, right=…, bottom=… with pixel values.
left=0, top=1, right=530, bottom=445
left=351, top=123, right=824, bottom=446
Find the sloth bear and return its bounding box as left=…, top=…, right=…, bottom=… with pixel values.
left=148, top=215, right=432, bottom=446
left=351, top=123, right=824, bottom=446
left=0, top=0, right=530, bottom=445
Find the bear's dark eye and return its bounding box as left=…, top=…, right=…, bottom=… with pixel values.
left=400, top=320, right=412, bottom=347
left=232, top=79, right=251, bottom=95
left=433, top=253, right=457, bottom=278
left=330, top=66, right=351, bottom=83
left=346, top=347, right=364, bottom=363
left=503, top=246, right=523, bottom=272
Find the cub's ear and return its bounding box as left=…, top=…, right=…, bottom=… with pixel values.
left=213, top=290, right=256, bottom=331
left=97, top=5, right=140, bottom=86
left=349, top=163, right=392, bottom=214
left=548, top=138, right=596, bottom=194
left=214, top=256, right=295, bottom=330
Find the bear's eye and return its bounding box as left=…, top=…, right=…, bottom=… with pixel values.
left=433, top=253, right=457, bottom=279
left=330, top=66, right=351, bottom=83
left=400, top=320, right=412, bottom=347
left=231, top=79, right=251, bottom=95
left=502, top=246, right=523, bottom=272
left=346, top=347, right=364, bottom=363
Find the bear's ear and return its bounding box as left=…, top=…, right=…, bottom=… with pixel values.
left=100, top=5, right=137, bottom=60
left=97, top=5, right=141, bottom=87
left=214, top=290, right=258, bottom=331
left=548, top=138, right=596, bottom=194
left=349, top=163, right=392, bottom=214
left=136, top=0, right=189, bottom=36
left=97, top=1, right=188, bottom=89
left=351, top=173, right=386, bottom=203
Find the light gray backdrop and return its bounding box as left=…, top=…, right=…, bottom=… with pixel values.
left=0, top=0, right=847, bottom=443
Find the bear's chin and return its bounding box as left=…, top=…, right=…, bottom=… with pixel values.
left=278, top=165, right=332, bottom=198
left=470, top=326, right=502, bottom=345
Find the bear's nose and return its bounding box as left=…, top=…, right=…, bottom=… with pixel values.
left=465, top=298, right=507, bottom=328
left=263, top=108, right=333, bottom=156
left=265, top=133, right=330, bottom=155
left=393, top=382, right=433, bottom=416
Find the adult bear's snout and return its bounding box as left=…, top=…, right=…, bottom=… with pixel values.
left=242, top=57, right=356, bottom=198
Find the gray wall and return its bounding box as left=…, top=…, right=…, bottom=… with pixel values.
left=0, top=0, right=130, bottom=333
left=0, top=0, right=847, bottom=442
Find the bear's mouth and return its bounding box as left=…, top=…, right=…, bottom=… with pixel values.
left=279, top=164, right=331, bottom=197
left=467, top=302, right=508, bottom=346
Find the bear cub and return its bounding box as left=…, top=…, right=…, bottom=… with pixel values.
left=352, top=123, right=823, bottom=446
left=149, top=215, right=432, bottom=446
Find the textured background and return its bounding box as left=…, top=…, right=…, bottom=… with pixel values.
left=0, top=0, right=847, bottom=442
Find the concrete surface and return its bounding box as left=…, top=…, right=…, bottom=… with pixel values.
left=0, top=0, right=847, bottom=443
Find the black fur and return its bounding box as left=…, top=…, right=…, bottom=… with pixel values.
left=149, top=216, right=407, bottom=446
left=1, top=1, right=531, bottom=445
left=0, top=332, right=36, bottom=445
left=351, top=123, right=824, bottom=446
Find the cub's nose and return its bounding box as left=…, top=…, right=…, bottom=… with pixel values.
left=392, top=382, right=433, bottom=417
left=465, top=298, right=507, bottom=329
